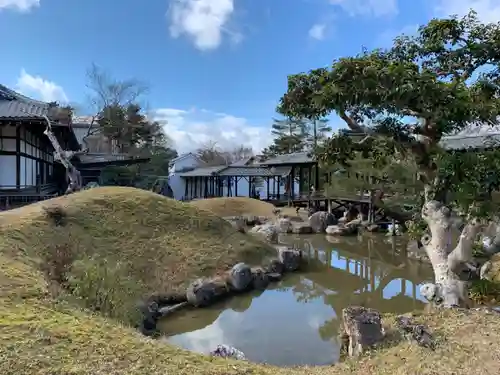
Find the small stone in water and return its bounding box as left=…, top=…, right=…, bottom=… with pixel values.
left=210, top=344, right=247, bottom=360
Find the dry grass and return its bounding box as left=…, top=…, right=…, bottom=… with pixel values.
left=190, top=197, right=278, bottom=217
left=0, top=187, right=275, bottom=323
left=1, top=187, right=499, bottom=374
left=190, top=197, right=303, bottom=220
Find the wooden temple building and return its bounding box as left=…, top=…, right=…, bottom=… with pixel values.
left=0, top=84, right=148, bottom=209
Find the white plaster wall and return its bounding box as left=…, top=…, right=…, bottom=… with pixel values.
left=0, top=155, right=16, bottom=188
left=169, top=154, right=203, bottom=200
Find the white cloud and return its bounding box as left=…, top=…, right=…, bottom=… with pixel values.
left=309, top=23, right=326, bottom=40
left=153, top=107, right=272, bottom=154
left=0, top=0, right=39, bottom=11
left=168, top=0, right=240, bottom=50
left=329, top=0, right=397, bottom=17
left=434, top=0, right=500, bottom=23
left=16, top=69, right=68, bottom=103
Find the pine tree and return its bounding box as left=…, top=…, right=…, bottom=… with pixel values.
left=304, top=118, right=331, bottom=151
left=269, top=117, right=308, bottom=154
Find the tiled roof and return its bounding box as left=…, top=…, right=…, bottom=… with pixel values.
left=176, top=165, right=292, bottom=177
left=230, top=157, right=254, bottom=166
left=176, top=165, right=228, bottom=177
left=259, top=152, right=315, bottom=165
left=217, top=166, right=291, bottom=177
left=439, top=134, right=500, bottom=150
left=0, top=84, right=51, bottom=119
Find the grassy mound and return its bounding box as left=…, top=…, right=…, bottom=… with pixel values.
left=0, top=187, right=275, bottom=324
left=190, top=196, right=301, bottom=218
left=190, top=197, right=278, bottom=217
left=2, top=187, right=499, bottom=374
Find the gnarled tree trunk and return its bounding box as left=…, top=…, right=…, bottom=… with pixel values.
left=42, top=115, right=82, bottom=194
left=419, top=200, right=483, bottom=308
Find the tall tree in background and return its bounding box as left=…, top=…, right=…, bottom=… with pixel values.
left=84, top=63, right=149, bottom=152
left=86, top=64, right=178, bottom=186
left=304, top=118, right=332, bottom=151
left=278, top=11, right=500, bottom=308
left=263, top=117, right=308, bottom=156
left=196, top=141, right=254, bottom=166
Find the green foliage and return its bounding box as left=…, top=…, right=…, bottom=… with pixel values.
left=99, top=146, right=177, bottom=189
left=98, top=103, right=166, bottom=154
left=406, top=218, right=429, bottom=240
left=277, top=11, right=500, bottom=216
left=263, top=116, right=332, bottom=156
left=469, top=279, right=500, bottom=304
left=67, top=257, right=145, bottom=324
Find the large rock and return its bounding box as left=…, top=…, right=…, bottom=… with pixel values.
left=228, top=262, right=253, bottom=292
left=276, top=217, right=293, bottom=233
left=186, top=278, right=230, bottom=307
left=325, top=224, right=358, bottom=236
left=265, top=258, right=285, bottom=275
left=309, top=211, right=336, bottom=233
left=249, top=223, right=279, bottom=243
left=480, top=253, right=500, bottom=282
left=243, top=215, right=261, bottom=226
left=251, top=267, right=270, bottom=290
left=292, top=223, right=313, bottom=234
left=277, top=246, right=302, bottom=272
left=210, top=344, right=247, bottom=360
left=342, top=306, right=385, bottom=357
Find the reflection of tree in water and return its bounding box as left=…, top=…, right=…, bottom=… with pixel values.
left=284, top=234, right=434, bottom=341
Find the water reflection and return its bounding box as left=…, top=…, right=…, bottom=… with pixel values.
left=160, top=234, right=433, bottom=367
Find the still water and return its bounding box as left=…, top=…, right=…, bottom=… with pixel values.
left=159, top=234, right=434, bottom=367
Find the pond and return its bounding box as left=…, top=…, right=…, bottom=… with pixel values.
left=159, top=234, right=434, bottom=367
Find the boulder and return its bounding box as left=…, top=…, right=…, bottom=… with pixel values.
left=480, top=253, right=500, bottom=282
left=249, top=223, right=279, bottom=243
left=342, top=306, right=385, bottom=357
left=228, top=217, right=246, bottom=233
left=210, top=344, right=247, bottom=360
left=265, top=258, right=285, bottom=275
left=251, top=267, right=270, bottom=290
left=309, top=211, right=336, bottom=233
left=243, top=215, right=261, bottom=226
left=276, top=217, right=293, bottom=233
left=325, top=224, right=358, bottom=236
left=277, top=246, right=302, bottom=272
left=258, top=216, right=270, bottom=225
left=395, top=316, right=435, bottom=349
left=307, top=207, right=317, bottom=217
left=292, top=223, right=313, bottom=234
left=186, top=278, right=230, bottom=307
left=228, top=262, right=253, bottom=292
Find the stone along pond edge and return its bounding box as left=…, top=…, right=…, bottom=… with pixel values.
left=136, top=242, right=449, bottom=364
left=139, top=245, right=303, bottom=337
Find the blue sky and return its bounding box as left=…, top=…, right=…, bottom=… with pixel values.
left=0, top=0, right=497, bottom=153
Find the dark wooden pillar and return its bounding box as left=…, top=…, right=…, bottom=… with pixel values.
left=266, top=177, right=270, bottom=200
left=291, top=166, right=295, bottom=200
left=184, top=177, right=188, bottom=198
left=307, top=165, right=312, bottom=201
left=204, top=177, right=208, bottom=197
left=15, top=124, right=21, bottom=188
left=248, top=176, right=251, bottom=197
left=314, top=163, right=320, bottom=191
left=235, top=177, right=239, bottom=196
left=277, top=176, right=281, bottom=200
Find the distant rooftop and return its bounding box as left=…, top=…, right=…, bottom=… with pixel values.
left=439, top=133, right=500, bottom=150
left=259, top=151, right=314, bottom=165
